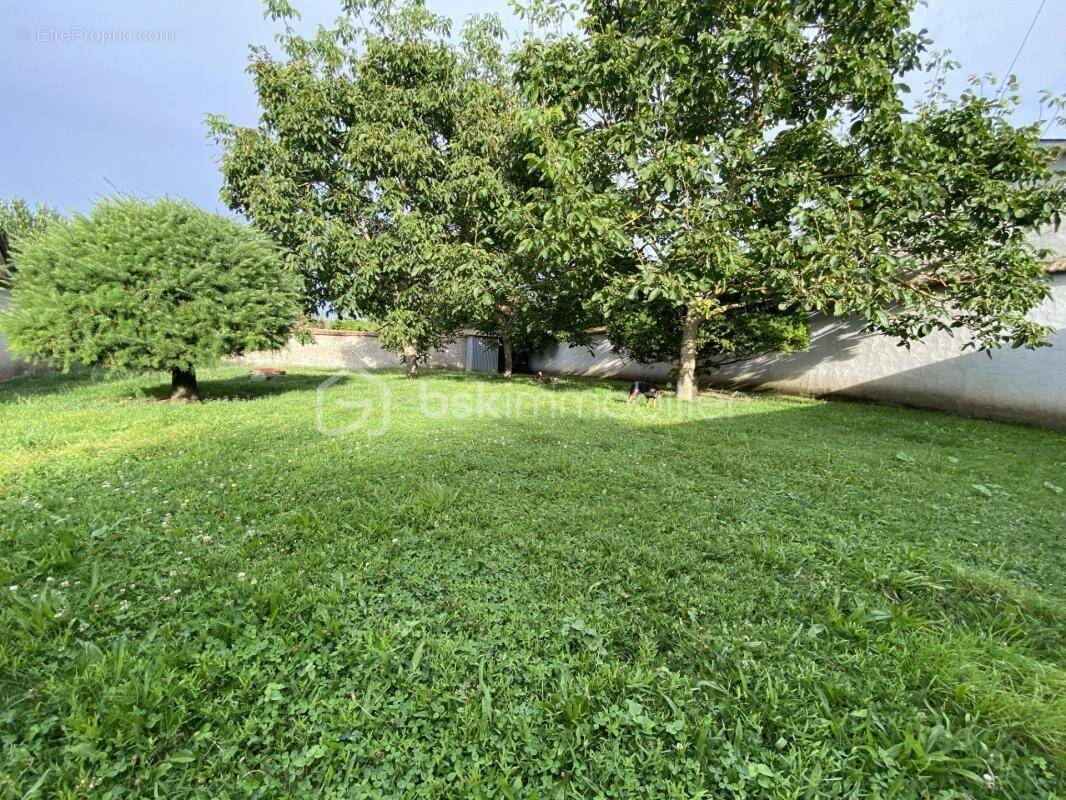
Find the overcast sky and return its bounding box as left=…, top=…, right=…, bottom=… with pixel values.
left=3, top=0, right=1063, bottom=215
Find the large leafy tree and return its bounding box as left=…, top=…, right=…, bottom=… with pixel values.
left=210, top=0, right=473, bottom=377
left=517, top=0, right=1065, bottom=399
left=212, top=2, right=600, bottom=378
left=0, top=197, right=301, bottom=402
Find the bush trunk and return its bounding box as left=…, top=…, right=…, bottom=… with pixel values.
left=170, top=367, right=200, bottom=403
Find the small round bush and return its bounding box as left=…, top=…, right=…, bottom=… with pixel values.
left=1, top=197, right=301, bottom=401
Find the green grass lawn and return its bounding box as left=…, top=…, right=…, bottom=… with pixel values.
left=1, top=367, right=1064, bottom=798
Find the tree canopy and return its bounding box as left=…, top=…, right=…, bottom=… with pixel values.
left=210, top=1, right=470, bottom=376
left=0, top=197, right=301, bottom=401
left=515, top=0, right=1065, bottom=397
left=212, top=0, right=1063, bottom=392
left=0, top=197, right=63, bottom=282
left=210, top=0, right=602, bottom=377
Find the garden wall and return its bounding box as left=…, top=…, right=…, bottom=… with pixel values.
left=228, top=329, right=478, bottom=372
left=530, top=272, right=1066, bottom=430
left=5, top=276, right=1065, bottom=429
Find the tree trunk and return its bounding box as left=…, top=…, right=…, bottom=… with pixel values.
left=403, top=342, right=419, bottom=378
left=170, top=367, right=200, bottom=403
left=676, top=309, right=701, bottom=401
left=501, top=330, right=513, bottom=378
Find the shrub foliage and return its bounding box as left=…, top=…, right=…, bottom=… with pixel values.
left=0, top=197, right=301, bottom=400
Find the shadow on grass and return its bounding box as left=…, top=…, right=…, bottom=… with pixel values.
left=399, top=369, right=625, bottom=396
left=0, top=368, right=99, bottom=404
left=137, top=372, right=329, bottom=403
left=0, top=367, right=335, bottom=405
left=0, top=366, right=633, bottom=407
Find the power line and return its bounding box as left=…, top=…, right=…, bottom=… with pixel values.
left=994, top=0, right=1048, bottom=101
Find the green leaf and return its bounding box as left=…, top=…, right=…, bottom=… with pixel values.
left=410, top=638, right=426, bottom=674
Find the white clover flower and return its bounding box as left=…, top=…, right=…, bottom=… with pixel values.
left=237, top=572, right=246, bottom=581
left=8, top=585, right=16, bottom=592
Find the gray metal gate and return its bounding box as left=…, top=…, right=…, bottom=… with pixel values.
left=465, top=335, right=499, bottom=373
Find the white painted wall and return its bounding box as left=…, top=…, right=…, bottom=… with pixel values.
left=228, top=330, right=470, bottom=372
left=531, top=274, right=1066, bottom=429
